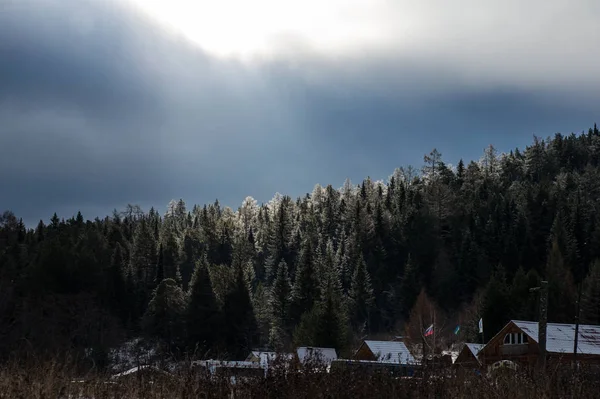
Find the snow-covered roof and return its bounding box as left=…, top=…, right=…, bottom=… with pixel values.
left=513, top=320, right=600, bottom=356
left=362, top=340, right=416, bottom=365
left=465, top=343, right=484, bottom=357
left=111, top=365, right=167, bottom=379
left=296, top=347, right=338, bottom=365
left=246, top=351, right=294, bottom=368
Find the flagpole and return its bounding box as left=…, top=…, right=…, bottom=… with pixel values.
left=480, top=318, right=485, bottom=367
left=433, top=309, right=436, bottom=371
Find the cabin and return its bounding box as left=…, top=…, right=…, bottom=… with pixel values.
left=454, top=343, right=484, bottom=368
left=296, top=347, right=338, bottom=368
left=245, top=351, right=294, bottom=374
left=353, top=340, right=416, bottom=365
left=478, top=320, right=600, bottom=368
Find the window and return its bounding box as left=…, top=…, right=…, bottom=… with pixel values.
left=503, top=332, right=528, bottom=345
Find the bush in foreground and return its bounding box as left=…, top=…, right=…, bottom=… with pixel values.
left=1, top=359, right=600, bottom=399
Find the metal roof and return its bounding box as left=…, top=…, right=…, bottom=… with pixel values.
left=296, top=347, right=338, bottom=365
left=465, top=343, right=485, bottom=357
left=513, top=320, right=600, bottom=356
left=363, top=340, right=416, bottom=365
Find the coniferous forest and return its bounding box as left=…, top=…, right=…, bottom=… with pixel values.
left=2, top=126, right=600, bottom=367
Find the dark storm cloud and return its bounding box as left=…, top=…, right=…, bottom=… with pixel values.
left=1, top=0, right=599, bottom=226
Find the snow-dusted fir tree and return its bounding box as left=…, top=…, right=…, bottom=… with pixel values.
left=186, top=254, right=220, bottom=351
left=290, top=236, right=320, bottom=326
left=269, top=260, right=291, bottom=349
left=349, top=251, right=374, bottom=333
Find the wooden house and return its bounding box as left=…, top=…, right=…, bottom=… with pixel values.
left=478, top=320, right=600, bottom=368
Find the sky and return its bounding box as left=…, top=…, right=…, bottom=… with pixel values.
left=1, top=0, right=599, bottom=226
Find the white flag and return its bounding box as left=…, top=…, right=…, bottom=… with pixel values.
left=478, top=318, right=483, bottom=334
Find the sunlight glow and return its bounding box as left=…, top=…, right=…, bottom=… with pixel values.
left=129, top=0, right=395, bottom=59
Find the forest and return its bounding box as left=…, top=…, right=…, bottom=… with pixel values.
left=2, top=125, right=600, bottom=367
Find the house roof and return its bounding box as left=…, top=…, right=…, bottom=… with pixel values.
left=111, top=365, right=168, bottom=379
left=362, top=340, right=416, bottom=364
left=296, top=347, right=338, bottom=365
left=465, top=343, right=485, bottom=357
left=246, top=351, right=293, bottom=367
left=512, top=320, right=600, bottom=356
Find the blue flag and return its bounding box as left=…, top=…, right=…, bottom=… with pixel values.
left=454, top=325, right=460, bottom=335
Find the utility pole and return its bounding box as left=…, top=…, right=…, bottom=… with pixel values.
left=530, top=281, right=548, bottom=373
left=574, top=238, right=586, bottom=369
left=574, top=281, right=583, bottom=367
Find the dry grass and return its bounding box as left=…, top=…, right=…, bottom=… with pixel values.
left=0, top=359, right=599, bottom=399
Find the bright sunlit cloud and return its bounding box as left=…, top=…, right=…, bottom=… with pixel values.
left=128, top=0, right=402, bottom=59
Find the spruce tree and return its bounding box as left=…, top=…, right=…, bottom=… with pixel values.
left=107, top=243, right=126, bottom=320
left=186, top=254, right=220, bottom=352
left=222, top=266, right=258, bottom=359
left=162, top=231, right=181, bottom=283
left=290, top=237, right=320, bottom=326
left=156, top=243, right=165, bottom=283
left=349, top=252, right=374, bottom=333
left=482, top=265, right=512, bottom=339
left=269, top=260, right=291, bottom=349
left=314, top=241, right=347, bottom=350
left=179, top=231, right=202, bottom=290
left=130, top=219, right=158, bottom=290
left=400, top=255, right=420, bottom=317
left=546, top=240, right=576, bottom=322
left=142, top=278, right=187, bottom=350
left=581, top=259, right=600, bottom=325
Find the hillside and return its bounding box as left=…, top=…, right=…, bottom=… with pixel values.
left=1, top=125, right=600, bottom=364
